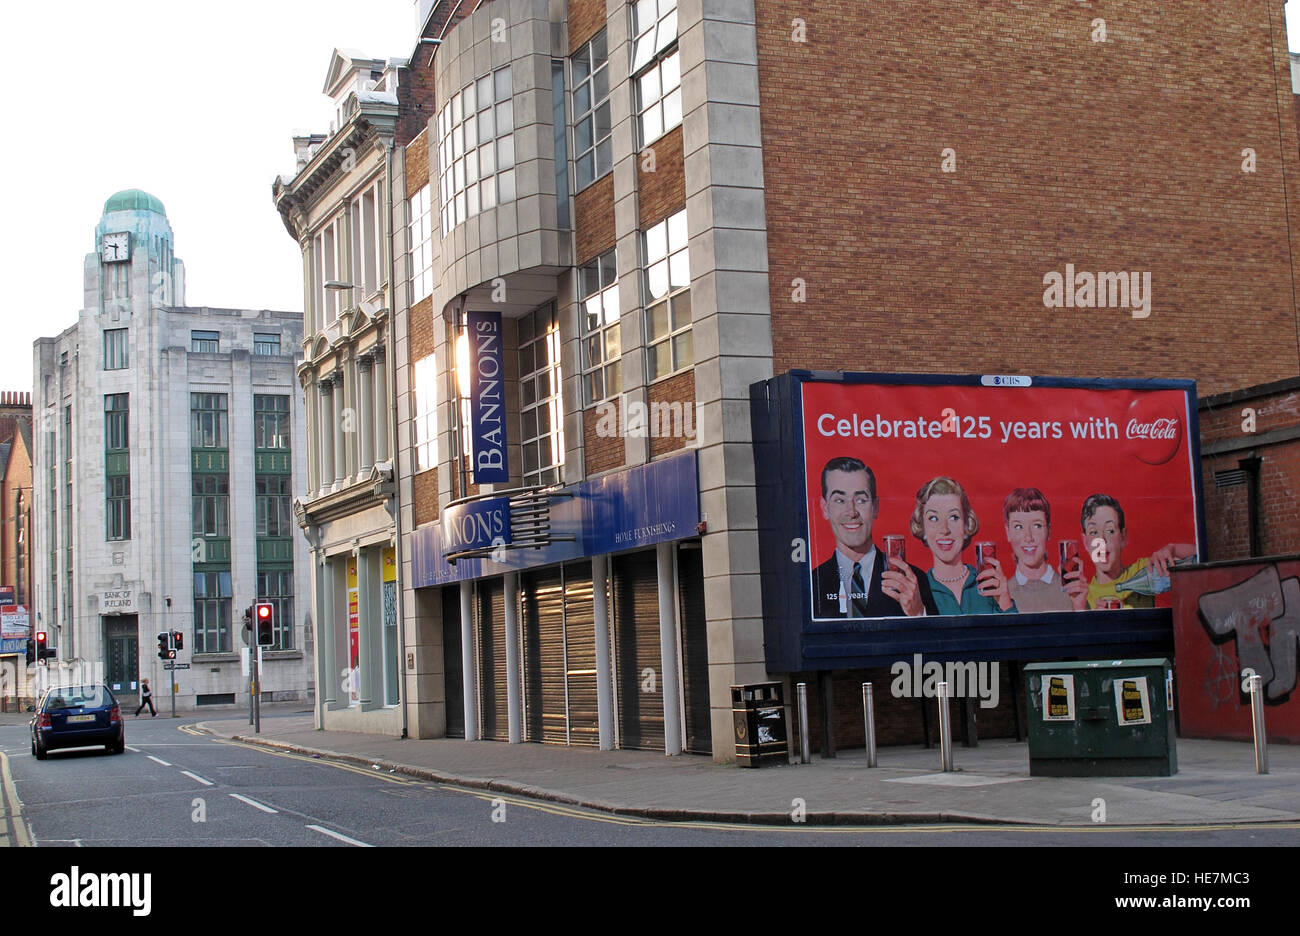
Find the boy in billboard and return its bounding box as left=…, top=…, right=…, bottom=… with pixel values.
left=1080, top=493, right=1196, bottom=609
left=911, top=477, right=1014, bottom=614
left=812, top=457, right=937, bottom=618
left=1003, top=487, right=1088, bottom=612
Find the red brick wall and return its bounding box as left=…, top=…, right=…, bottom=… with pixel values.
left=574, top=172, right=616, bottom=265
left=755, top=1, right=1300, bottom=396
left=409, top=295, right=436, bottom=364
left=1, top=426, right=32, bottom=606
left=584, top=400, right=624, bottom=475
left=406, top=130, right=430, bottom=194
left=648, top=370, right=695, bottom=458
left=568, top=0, right=607, bottom=54
left=638, top=125, right=685, bottom=230
left=413, top=468, right=439, bottom=527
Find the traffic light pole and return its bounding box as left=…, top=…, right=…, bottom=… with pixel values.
left=253, top=647, right=260, bottom=734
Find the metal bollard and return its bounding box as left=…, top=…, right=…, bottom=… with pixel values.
left=1248, top=674, right=1268, bottom=775
left=937, top=681, right=954, bottom=772
left=797, top=681, right=810, bottom=764
left=862, top=682, right=877, bottom=768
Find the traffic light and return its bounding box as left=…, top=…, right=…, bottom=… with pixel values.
left=255, top=602, right=274, bottom=646
left=35, top=631, right=48, bottom=663
left=26, top=638, right=34, bottom=665
left=172, top=630, right=184, bottom=652
left=157, top=632, right=175, bottom=660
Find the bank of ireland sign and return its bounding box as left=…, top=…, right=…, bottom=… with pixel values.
left=101, top=589, right=138, bottom=614
left=467, top=310, right=509, bottom=484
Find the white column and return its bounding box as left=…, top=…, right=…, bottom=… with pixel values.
left=656, top=542, right=682, bottom=755
left=331, top=371, right=346, bottom=489
left=355, top=546, right=372, bottom=706
left=505, top=571, right=521, bottom=743
left=318, top=553, right=337, bottom=715
left=358, top=354, right=374, bottom=473
left=592, top=554, right=614, bottom=751
left=460, top=580, right=478, bottom=741
left=318, top=378, right=334, bottom=496
left=372, top=344, right=389, bottom=463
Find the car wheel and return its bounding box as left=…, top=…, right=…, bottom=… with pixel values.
left=34, top=740, right=47, bottom=761
left=111, top=738, right=125, bottom=755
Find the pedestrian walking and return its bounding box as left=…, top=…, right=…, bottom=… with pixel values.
left=135, top=678, right=157, bottom=717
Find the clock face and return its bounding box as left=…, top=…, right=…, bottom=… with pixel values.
left=101, top=232, right=130, bottom=263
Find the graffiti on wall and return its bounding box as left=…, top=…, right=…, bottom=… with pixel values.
left=1198, top=566, right=1298, bottom=704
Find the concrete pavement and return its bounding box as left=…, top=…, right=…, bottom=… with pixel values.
left=196, top=714, right=1300, bottom=827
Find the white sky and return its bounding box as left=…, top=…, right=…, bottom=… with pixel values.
left=1, top=2, right=1299, bottom=391
left=0, top=0, right=418, bottom=390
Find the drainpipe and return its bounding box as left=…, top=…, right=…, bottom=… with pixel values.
left=1240, top=455, right=1262, bottom=558
left=385, top=135, right=410, bottom=740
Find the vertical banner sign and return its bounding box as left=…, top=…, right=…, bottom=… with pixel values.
left=467, top=310, right=509, bottom=483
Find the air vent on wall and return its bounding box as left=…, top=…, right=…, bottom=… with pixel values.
left=1214, top=469, right=1247, bottom=489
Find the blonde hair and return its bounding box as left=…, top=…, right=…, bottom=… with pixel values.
left=910, top=476, right=979, bottom=548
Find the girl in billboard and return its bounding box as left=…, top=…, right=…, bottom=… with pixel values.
left=910, top=476, right=1015, bottom=615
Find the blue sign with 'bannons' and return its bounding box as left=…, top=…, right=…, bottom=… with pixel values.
left=467, top=310, right=509, bottom=484
left=442, top=497, right=513, bottom=554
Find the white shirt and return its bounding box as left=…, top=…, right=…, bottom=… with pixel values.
left=1015, top=564, right=1057, bottom=586
left=835, top=545, right=878, bottom=617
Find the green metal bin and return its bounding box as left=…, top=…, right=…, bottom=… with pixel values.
left=1024, top=659, right=1176, bottom=777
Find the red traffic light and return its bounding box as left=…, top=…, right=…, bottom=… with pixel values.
left=256, top=604, right=271, bottom=622
left=36, top=631, right=46, bottom=645
left=254, top=602, right=274, bottom=646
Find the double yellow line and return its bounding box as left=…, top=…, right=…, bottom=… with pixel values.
left=0, top=751, right=32, bottom=847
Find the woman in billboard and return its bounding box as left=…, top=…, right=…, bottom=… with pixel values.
left=910, top=476, right=1015, bottom=614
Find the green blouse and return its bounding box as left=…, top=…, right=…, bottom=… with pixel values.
left=925, top=565, right=1013, bottom=615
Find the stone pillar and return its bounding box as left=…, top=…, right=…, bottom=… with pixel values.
left=372, top=344, right=389, bottom=463
left=591, top=553, right=614, bottom=750
left=318, top=553, right=338, bottom=715
left=358, top=353, right=375, bottom=473
left=460, top=580, right=478, bottom=741
left=318, top=376, right=335, bottom=497
left=505, top=571, right=521, bottom=743
left=656, top=542, right=683, bottom=755
left=331, top=370, right=346, bottom=489
left=355, top=545, right=372, bottom=706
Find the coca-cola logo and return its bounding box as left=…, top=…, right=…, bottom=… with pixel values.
left=1126, top=417, right=1179, bottom=440
left=1124, top=397, right=1183, bottom=465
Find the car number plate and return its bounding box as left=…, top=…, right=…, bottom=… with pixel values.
left=66, top=714, right=95, bottom=723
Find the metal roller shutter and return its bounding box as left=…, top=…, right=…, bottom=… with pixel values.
left=677, top=543, right=712, bottom=755
left=612, top=550, right=665, bottom=751
left=442, top=586, right=465, bottom=739
left=523, top=568, right=566, bottom=742
left=477, top=578, right=509, bottom=741
left=562, top=561, right=599, bottom=746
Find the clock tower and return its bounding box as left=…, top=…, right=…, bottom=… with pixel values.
left=88, top=189, right=186, bottom=320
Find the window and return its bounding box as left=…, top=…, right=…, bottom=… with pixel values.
left=519, top=303, right=565, bottom=486
left=191, top=393, right=228, bottom=448
left=193, top=571, right=233, bottom=653
left=103, top=329, right=128, bottom=370
left=313, top=216, right=343, bottom=327
left=439, top=66, right=515, bottom=235
left=409, top=184, right=435, bottom=304
left=579, top=249, right=621, bottom=404
left=253, top=334, right=281, bottom=356
left=256, top=475, right=293, bottom=536
left=413, top=354, right=438, bottom=471
left=192, top=475, right=230, bottom=536
left=632, top=0, right=681, bottom=147
left=571, top=31, right=611, bottom=190
left=350, top=179, right=384, bottom=296
left=643, top=209, right=692, bottom=380
left=191, top=330, right=220, bottom=354
left=106, top=476, right=131, bottom=541
left=104, top=393, right=129, bottom=451
left=253, top=395, right=290, bottom=449
left=256, top=570, right=295, bottom=650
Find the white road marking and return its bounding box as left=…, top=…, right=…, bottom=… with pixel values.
left=306, top=824, right=372, bottom=847
left=125, top=745, right=140, bottom=753
left=229, top=793, right=278, bottom=814
left=181, top=770, right=213, bottom=786
left=147, top=755, right=172, bottom=767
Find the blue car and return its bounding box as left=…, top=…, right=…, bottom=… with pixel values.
left=30, top=684, right=125, bottom=759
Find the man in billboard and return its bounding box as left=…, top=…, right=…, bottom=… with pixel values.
left=1003, top=487, right=1088, bottom=612
left=812, top=457, right=937, bottom=618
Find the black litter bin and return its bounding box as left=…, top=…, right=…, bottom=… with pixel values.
left=732, top=683, right=787, bottom=767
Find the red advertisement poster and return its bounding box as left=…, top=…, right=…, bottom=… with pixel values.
left=802, top=379, right=1200, bottom=622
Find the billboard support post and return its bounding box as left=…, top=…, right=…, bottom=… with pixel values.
left=796, top=682, right=810, bottom=764
left=937, top=681, right=954, bottom=772
left=1249, top=675, right=1268, bottom=774
left=862, top=682, right=877, bottom=767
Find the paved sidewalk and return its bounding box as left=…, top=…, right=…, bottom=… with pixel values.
left=197, top=715, right=1300, bottom=826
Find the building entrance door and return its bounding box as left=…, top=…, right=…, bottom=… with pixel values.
left=104, top=615, right=139, bottom=704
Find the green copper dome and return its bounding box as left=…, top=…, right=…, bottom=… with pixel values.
left=103, top=189, right=166, bottom=216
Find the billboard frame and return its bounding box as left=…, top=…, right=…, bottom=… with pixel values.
left=751, top=371, right=1207, bottom=672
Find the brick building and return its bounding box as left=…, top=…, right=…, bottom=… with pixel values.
left=0, top=392, right=32, bottom=609
left=285, top=0, right=1300, bottom=760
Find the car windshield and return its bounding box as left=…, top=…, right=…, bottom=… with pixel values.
left=44, top=686, right=111, bottom=710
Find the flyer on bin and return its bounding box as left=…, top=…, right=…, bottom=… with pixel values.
left=1042, top=673, right=1076, bottom=721
left=1114, top=675, right=1152, bottom=726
